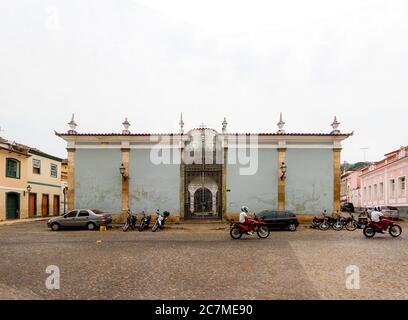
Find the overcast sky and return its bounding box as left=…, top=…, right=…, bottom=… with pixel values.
left=0, top=0, right=407, bottom=163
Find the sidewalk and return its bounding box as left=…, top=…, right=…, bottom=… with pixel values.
left=0, top=217, right=48, bottom=227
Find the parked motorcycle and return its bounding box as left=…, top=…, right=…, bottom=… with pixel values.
left=152, top=210, right=170, bottom=232
left=344, top=212, right=369, bottom=231
left=319, top=213, right=343, bottom=231
left=122, top=210, right=137, bottom=232
left=363, top=216, right=402, bottom=238
left=311, top=210, right=330, bottom=229
left=139, top=212, right=151, bottom=232
left=230, top=213, right=270, bottom=239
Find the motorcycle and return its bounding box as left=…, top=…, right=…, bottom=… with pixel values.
left=230, top=213, right=270, bottom=239
left=363, top=216, right=402, bottom=238
left=344, top=212, right=369, bottom=231
left=152, top=210, right=170, bottom=232
left=138, top=212, right=151, bottom=232
left=311, top=210, right=331, bottom=229
left=319, top=213, right=342, bottom=231
left=122, top=210, right=137, bottom=232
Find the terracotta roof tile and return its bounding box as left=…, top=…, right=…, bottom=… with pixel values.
left=55, top=132, right=353, bottom=137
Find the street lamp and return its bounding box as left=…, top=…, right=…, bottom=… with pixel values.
left=280, top=162, right=287, bottom=180
left=24, top=184, right=32, bottom=196
left=120, top=163, right=128, bottom=180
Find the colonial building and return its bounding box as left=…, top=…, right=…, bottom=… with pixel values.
left=0, top=137, right=64, bottom=220
left=56, top=114, right=352, bottom=220
left=340, top=169, right=363, bottom=209
left=360, top=146, right=408, bottom=215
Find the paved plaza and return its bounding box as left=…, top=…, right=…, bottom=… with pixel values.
left=0, top=221, right=407, bottom=300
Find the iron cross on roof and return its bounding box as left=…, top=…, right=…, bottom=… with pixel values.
left=199, top=123, right=207, bottom=129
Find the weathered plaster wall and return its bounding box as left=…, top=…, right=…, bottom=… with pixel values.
left=75, top=149, right=122, bottom=213
left=285, top=148, right=333, bottom=213
left=129, top=149, right=180, bottom=215
left=227, top=148, right=278, bottom=213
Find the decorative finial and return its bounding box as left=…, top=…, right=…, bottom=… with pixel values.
left=277, top=112, right=285, bottom=134
left=68, top=114, right=78, bottom=134
left=179, top=113, right=184, bottom=134
left=222, top=117, right=228, bottom=134
left=199, top=123, right=206, bottom=129
left=331, top=116, right=340, bottom=134
left=122, top=117, right=131, bottom=134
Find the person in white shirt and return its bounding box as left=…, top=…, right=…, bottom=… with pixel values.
left=239, top=206, right=254, bottom=235
left=371, top=206, right=384, bottom=223
left=370, top=206, right=386, bottom=233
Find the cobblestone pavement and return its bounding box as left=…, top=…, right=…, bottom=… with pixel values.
left=0, top=221, right=407, bottom=300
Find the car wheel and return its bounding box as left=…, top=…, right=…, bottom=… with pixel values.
left=51, top=223, right=60, bottom=231
left=87, top=222, right=96, bottom=231
left=288, top=223, right=297, bottom=231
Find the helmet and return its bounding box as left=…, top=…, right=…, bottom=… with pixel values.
left=241, top=206, right=249, bottom=213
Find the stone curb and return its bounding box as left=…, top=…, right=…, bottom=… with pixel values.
left=0, top=218, right=49, bottom=227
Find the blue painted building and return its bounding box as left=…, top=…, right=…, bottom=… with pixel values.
left=56, top=115, right=352, bottom=220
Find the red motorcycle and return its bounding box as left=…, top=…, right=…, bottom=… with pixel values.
left=230, top=214, right=270, bottom=239
left=363, top=216, right=402, bottom=238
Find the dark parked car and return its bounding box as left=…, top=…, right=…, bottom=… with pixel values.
left=47, top=209, right=112, bottom=231
left=341, top=202, right=355, bottom=213
left=257, top=210, right=299, bottom=231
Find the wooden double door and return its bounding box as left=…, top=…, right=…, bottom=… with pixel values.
left=29, top=193, right=37, bottom=217
left=29, top=194, right=60, bottom=217
left=53, top=195, right=60, bottom=216
left=41, top=194, right=49, bottom=217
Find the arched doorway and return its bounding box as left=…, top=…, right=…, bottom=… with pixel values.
left=6, top=192, right=20, bottom=220
left=187, top=176, right=219, bottom=217
left=194, top=188, right=213, bottom=213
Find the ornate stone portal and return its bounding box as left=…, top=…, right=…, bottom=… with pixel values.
left=183, top=127, right=224, bottom=219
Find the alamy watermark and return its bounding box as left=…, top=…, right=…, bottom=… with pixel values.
left=345, top=265, right=360, bottom=290
left=149, top=132, right=260, bottom=176
left=45, top=265, right=60, bottom=290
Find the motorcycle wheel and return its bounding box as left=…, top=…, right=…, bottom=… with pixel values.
left=319, top=222, right=330, bottom=231
left=332, top=221, right=344, bottom=231
left=345, top=221, right=358, bottom=231
left=389, top=225, right=402, bottom=238
left=363, top=226, right=376, bottom=238
left=152, top=223, right=159, bottom=232
left=257, top=226, right=270, bottom=239
left=230, top=227, right=243, bottom=239
left=122, top=222, right=129, bottom=232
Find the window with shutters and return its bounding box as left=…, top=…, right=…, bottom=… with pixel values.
left=6, top=158, right=20, bottom=179
left=33, top=159, right=41, bottom=174
left=50, top=163, right=58, bottom=178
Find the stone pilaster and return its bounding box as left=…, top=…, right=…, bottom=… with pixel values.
left=179, top=145, right=185, bottom=219
left=277, top=148, right=286, bottom=210
left=222, top=146, right=228, bottom=219
left=67, top=148, right=75, bottom=210
left=121, top=148, right=130, bottom=212
left=333, top=148, right=342, bottom=213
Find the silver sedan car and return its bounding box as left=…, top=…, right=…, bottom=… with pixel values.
left=47, top=209, right=112, bottom=231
